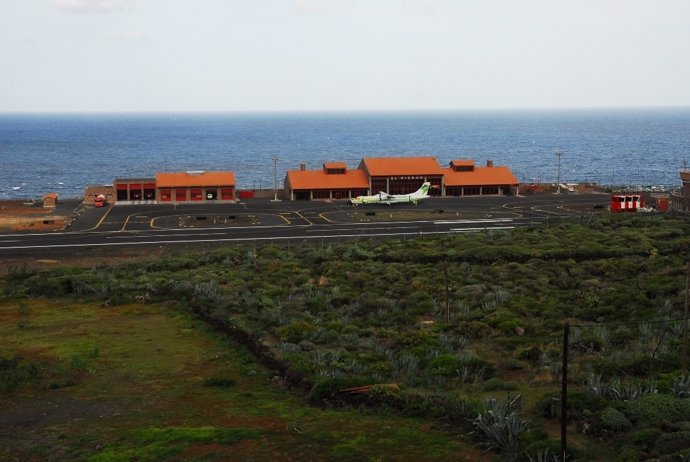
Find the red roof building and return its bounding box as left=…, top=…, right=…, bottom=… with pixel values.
left=443, top=160, right=518, bottom=196
left=155, top=171, right=236, bottom=202
left=358, top=157, right=444, bottom=195
left=43, top=192, right=59, bottom=208
left=113, top=177, right=157, bottom=202
left=285, top=163, right=369, bottom=200
left=284, top=157, right=518, bottom=200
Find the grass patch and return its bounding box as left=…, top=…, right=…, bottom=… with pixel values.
left=0, top=299, right=466, bottom=462
left=88, top=427, right=264, bottom=462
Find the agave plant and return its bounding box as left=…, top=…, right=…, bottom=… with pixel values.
left=527, top=448, right=564, bottom=462
left=584, top=373, right=605, bottom=400
left=473, top=395, right=529, bottom=460
left=671, top=374, right=690, bottom=398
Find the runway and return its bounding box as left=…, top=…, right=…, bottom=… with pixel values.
left=0, top=194, right=610, bottom=259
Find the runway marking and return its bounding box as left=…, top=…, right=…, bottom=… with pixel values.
left=106, top=232, right=227, bottom=239
left=450, top=226, right=515, bottom=233
left=85, top=205, right=114, bottom=231
left=0, top=230, right=460, bottom=250
left=307, top=226, right=421, bottom=233
left=434, top=218, right=514, bottom=225
left=0, top=239, right=20, bottom=243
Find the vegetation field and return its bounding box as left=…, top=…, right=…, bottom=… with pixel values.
left=2, top=214, right=690, bottom=461
left=0, top=300, right=475, bottom=461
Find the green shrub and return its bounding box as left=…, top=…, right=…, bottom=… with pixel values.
left=429, top=354, right=461, bottom=377
left=482, top=377, right=518, bottom=391
left=459, top=357, right=497, bottom=378
left=630, top=428, right=663, bottom=451
left=453, top=321, right=492, bottom=339
left=0, top=356, right=40, bottom=392
left=502, top=358, right=526, bottom=371
left=623, top=393, right=690, bottom=425
left=598, top=406, right=631, bottom=432
left=517, top=346, right=544, bottom=365
left=276, top=321, right=317, bottom=343
left=366, top=383, right=402, bottom=406
left=653, top=431, right=690, bottom=457
left=308, top=377, right=371, bottom=405
left=520, top=429, right=562, bottom=462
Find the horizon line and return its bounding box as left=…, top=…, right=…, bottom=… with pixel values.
left=2, top=104, right=690, bottom=116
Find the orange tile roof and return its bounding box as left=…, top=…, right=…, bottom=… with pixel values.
left=286, top=169, right=369, bottom=190
left=156, top=171, right=236, bottom=188
left=43, top=192, right=59, bottom=199
left=323, top=162, right=348, bottom=170
left=360, top=157, right=444, bottom=176
left=443, top=165, right=518, bottom=187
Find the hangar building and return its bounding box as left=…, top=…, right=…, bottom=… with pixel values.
left=111, top=171, right=236, bottom=203
left=156, top=171, right=236, bottom=202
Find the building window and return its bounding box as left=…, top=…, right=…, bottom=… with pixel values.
left=371, top=178, right=387, bottom=193
left=464, top=187, right=480, bottom=196
left=429, top=179, right=442, bottom=196
left=332, top=190, right=348, bottom=199
left=389, top=178, right=430, bottom=195
left=483, top=187, right=499, bottom=195
left=313, top=190, right=330, bottom=199
left=446, top=187, right=462, bottom=197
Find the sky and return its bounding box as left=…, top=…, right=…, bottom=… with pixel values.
left=1, top=0, right=690, bottom=112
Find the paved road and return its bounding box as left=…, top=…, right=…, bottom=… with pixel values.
left=0, top=194, right=611, bottom=258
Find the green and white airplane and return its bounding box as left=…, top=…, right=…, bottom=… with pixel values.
left=349, top=182, right=431, bottom=205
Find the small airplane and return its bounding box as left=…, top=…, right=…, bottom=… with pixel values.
left=349, top=182, right=431, bottom=205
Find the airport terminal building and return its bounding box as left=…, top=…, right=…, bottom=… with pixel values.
left=87, top=157, right=518, bottom=205
left=284, top=157, right=518, bottom=200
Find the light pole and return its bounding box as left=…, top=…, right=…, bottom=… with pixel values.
left=555, top=150, right=564, bottom=194
left=271, top=156, right=280, bottom=202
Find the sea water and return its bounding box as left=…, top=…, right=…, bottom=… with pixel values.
left=1, top=109, right=689, bottom=199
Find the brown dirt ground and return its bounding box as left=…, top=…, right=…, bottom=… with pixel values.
left=0, top=200, right=68, bottom=232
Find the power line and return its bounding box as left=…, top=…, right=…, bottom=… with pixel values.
left=569, top=317, right=688, bottom=329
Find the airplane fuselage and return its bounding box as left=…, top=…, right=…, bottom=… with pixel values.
left=349, top=182, right=431, bottom=206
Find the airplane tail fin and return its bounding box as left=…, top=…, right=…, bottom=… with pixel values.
left=415, top=182, right=431, bottom=196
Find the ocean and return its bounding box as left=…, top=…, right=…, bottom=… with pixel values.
left=1, top=109, right=689, bottom=200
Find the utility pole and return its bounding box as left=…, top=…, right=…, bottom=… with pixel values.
left=271, top=156, right=281, bottom=202
left=444, top=261, right=450, bottom=323
left=561, top=319, right=569, bottom=461
left=555, top=150, right=564, bottom=194
left=683, top=263, right=690, bottom=374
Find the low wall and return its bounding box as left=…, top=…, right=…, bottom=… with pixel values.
left=241, top=189, right=287, bottom=200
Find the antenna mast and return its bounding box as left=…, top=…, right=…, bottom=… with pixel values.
left=555, top=150, right=564, bottom=194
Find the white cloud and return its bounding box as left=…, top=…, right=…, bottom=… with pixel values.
left=292, top=0, right=353, bottom=14
left=104, top=30, right=146, bottom=41
left=51, top=0, right=135, bottom=11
